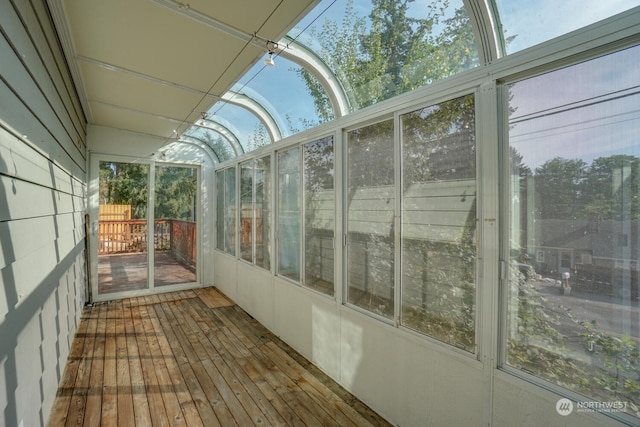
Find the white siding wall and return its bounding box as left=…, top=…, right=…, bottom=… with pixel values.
left=0, top=0, right=87, bottom=426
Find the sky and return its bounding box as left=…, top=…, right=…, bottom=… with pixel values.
left=496, top=0, right=639, bottom=53
left=509, top=45, right=640, bottom=171
left=196, top=0, right=639, bottom=155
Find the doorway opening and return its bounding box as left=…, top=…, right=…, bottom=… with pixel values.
left=94, top=159, right=199, bottom=299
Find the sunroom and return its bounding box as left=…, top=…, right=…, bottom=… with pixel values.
left=1, top=0, right=640, bottom=426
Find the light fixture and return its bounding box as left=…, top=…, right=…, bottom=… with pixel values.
left=264, top=40, right=278, bottom=66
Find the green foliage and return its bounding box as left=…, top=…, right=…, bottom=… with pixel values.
left=154, top=166, right=197, bottom=220
left=296, top=0, right=478, bottom=117
left=100, top=162, right=196, bottom=221
left=99, top=162, right=148, bottom=218
left=515, top=154, right=640, bottom=221
left=508, top=263, right=640, bottom=418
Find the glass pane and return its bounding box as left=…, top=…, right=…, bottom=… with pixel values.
left=224, top=167, right=237, bottom=255
left=278, top=147, right=301, bottom=281
left=346, top=120, right=395, bottom=319
left=236, top=58, right=330, bottom=137
left=304, top=136, right=335, bottom=296
left=256, top=155, right=271, bottom=270
left=154, top=165, right=197, bottom=286
left=185, top=126, right=235, bottom=162
left=496, top=1, right=639, bottom=54
left=98, top=161, right=149, bottom=294
left=216, top=170, right=225, bottom=251
left=400, top=95, right=476, bottom=352
left=240, top=161, right=254, bottom=262
left=291, top=0, right=478, bottom=112
left=505, top=46, right=640, bottom=419
left=207, top=102, right=269, bottom=153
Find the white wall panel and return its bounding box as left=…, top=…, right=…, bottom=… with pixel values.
left=213, top=253, right=238, bottom=301
left=236, top=265, right=274, bottom=330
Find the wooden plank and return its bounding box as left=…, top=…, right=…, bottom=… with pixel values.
left=187, top=302, right=289, bottom=427
left=245, top=346, right=323, bottom=426
left=195, top=287, right=234, bottom=309
left=147, top=302, right=204, bottom=427
left=180, top=300, right=268, bottom=426
left=123, top=303, right=152, bottom=426
left=234, top=355, right=306, bottom=427
left=131, top=305, right=171, bottom=427
left=47, top=308, right=90, bottom=427
left=101, top=303, right=118, bottom=426
left=209, top=307, right=257, bottom=352
left=255, top=343, right=344, bottom=426
left=52, top=291, right=391, bottom=427
left=154, top=303, right=222, bottom=426
left=114, top=301, right=135, bottom=427
left=165, top=302, right=238, bottom=426
left=139, top=303, right=188, bottom=425
left=264, top=342, right=375, bottom=427
left=83, top=303, right=106, bottom=427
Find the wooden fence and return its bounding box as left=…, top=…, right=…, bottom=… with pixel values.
left=98, top=219, right=196, bottom=265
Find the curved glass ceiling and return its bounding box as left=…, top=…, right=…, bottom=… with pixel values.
left=206, top=102, right=270, bottom=152
left=496, top=0, right=639, bottom=54
left=182, top=0, right=638, bottom=161
left=184, top=126, right=236, bottom=162
left=236, top=56, right=331, bottom=137
left=290, top=0, right=479, bottom=110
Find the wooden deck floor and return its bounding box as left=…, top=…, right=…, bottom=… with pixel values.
left=48, top=288, right=390, bottom=427
left=98, top=252, right=196, bottom=294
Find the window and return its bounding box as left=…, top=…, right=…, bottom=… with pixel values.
left=346, top=119, right=395, bottom=319
left=216, top=167, right=236, bottom=256
left=238, top=157, right=272, bottom=269
left=400, top=94, right=477, bottom=351
left=277, top=147, right=301, bottom=281
left=216, top=169, right=225, bottom=251
left=505, top=45, right=640, bottom=420
left=303, top=136, right=335, bottom=295
left=240, top=161, right=254, bottom=262
left=255, top=155, right=272, bottom=270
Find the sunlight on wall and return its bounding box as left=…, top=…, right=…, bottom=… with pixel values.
left=311, top=304, right=341, bottom=377
left=337, top=316, right=363, bottom=389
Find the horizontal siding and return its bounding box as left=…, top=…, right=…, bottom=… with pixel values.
left=0, top=126, right=85, bottom=196
left=0, top=0, right=86, bottom=151
left=0, top=0, right=87, bottom=426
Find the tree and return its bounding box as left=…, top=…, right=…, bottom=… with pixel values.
left=534, top=157, right=587, bottom=219
left=582, top=155, right=640, bottom=221
left=154, top=166, right=197, bottom=220
left=99, top=161, right=148, bottom=218
left=296, top=0, right=479, bottom=117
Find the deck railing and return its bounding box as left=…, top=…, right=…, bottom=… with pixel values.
left=98, top=219, right=196, bottom=265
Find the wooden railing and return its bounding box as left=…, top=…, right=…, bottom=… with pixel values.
left=98, top=219, right=196, bottom=265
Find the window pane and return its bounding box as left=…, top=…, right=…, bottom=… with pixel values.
left=304, top=136, right=335, bottom=296
left=346, top=120, right=395, bottom=319
left=224, top=167, right=237, bottom=255
left=154, top=165, right=197, bottom=287
left=506, top=46, right=640, bottom=419
left=495, top=1, right=639, bottom=55
left=400, top=94, right=477, bottom=352
left=278, top=148, right=301, bottom=281
left=240, top=161, right=253, bottom=262
left=216, top=170, right=225, bottom=251
left=292, top=0, right=478, bottom=112
left=256, top=155, right=271, bottom=270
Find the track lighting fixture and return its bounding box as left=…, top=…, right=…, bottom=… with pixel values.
left=264, top=40, right=278, bottom=66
